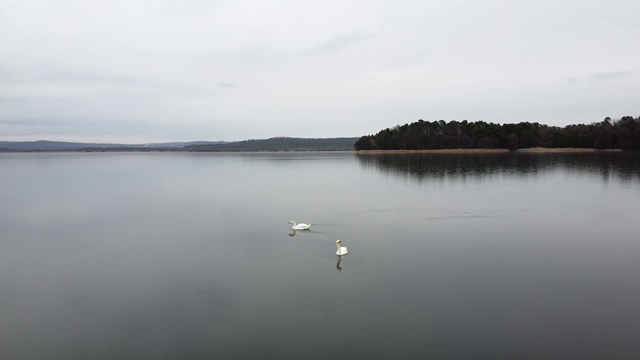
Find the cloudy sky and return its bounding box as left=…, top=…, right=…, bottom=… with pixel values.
left=1, top=0, right=639, bottom=143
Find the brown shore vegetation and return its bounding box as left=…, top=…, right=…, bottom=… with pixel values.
left=356, top=148, right=623, bottom=154
left=516, top=147, right=623, bottom=153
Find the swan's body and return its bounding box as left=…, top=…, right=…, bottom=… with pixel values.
left=336, top=240, right=348, bottom=256
left=289, top=221, right=311, bottom=230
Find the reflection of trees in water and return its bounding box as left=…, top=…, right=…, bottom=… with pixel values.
left=357, top=152, right=640, bottom=182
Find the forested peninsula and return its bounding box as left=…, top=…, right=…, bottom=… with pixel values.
left=354, top=116, right=640, bottom=151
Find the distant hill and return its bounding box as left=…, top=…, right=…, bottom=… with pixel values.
left=0, top=138, right=357, bottom=152
left=142, top=141, right=227, bottom=148
left=0, top=140, right=134, bottom=151
left=0, top=140, right=225, bottom=152
left=184, top=137, right=358, bottom=151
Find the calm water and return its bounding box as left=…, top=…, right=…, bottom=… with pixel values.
left=1, top=151, right=640, bottom=359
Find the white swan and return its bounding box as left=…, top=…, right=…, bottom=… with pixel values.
left=336, top=240, right=348, bottom=256
left=289, top=221, right=311, bottom=230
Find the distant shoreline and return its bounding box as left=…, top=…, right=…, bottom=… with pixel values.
left=0, top=147, right=628, bottom=154
left=356, top=148, right=624, bottom=154
left=516, top=147, right=623, bottom=153
left=0, top=149, right=355, bottom=153
left=0, top=137, right=357, bottom=152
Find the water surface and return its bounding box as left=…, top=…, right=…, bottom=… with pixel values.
left=1, top=152, right=640, bottom=359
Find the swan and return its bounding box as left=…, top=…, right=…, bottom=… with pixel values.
left=289, top=221, right=311, bottom=230
left=336, top=239, right=348, bottom=256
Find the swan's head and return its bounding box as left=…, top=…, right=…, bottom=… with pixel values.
left=288, top=221, right=295, bottom=224
left=336, top=240, right=342, bottom=245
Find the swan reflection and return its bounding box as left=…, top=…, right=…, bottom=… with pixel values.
left=336, top=256, right=343, bottom=271
left=289, top=230, right=297, bottom=237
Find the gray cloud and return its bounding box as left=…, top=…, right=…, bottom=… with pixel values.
left=304, top=31, right=379, bottom=55
left=216, top=82, right=237, bottom=88
left=567, top=70, right=634, bottom=83
left=589, top=71, right=634, bottom=81
left=0, top=66, right=142, bottom=85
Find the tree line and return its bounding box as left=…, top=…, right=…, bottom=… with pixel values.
left=354, top=116, right=640, bottom=151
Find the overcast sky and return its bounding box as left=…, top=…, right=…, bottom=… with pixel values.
left=1, top=0, right=639, bottom=143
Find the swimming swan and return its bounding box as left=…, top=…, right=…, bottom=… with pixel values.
left=289, top=221, right=311, bottom=230
left=336, top=240, right=348, bottom=256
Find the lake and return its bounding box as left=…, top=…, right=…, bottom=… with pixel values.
left=1, top=151, right=640, bottom=359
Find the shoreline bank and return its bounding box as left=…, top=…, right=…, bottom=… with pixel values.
left=356, top=148, right=624, bottom=154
